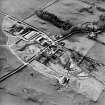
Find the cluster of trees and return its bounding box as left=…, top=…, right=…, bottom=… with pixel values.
left=35, top=10, right=73, bottom=30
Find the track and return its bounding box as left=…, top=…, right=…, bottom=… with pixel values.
left=0, top=46, right=49, bottom=82
left=88, top=37, right=105, bottom=46
left=0, top=10, right=105, bottom=83
left=22, top=0, right=58, bottom=21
